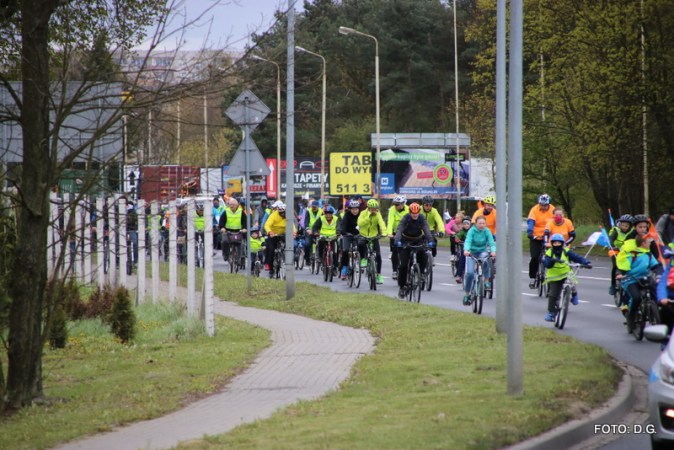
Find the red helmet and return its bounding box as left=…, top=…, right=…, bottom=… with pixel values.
left=409, top=203, right=421, bottom=213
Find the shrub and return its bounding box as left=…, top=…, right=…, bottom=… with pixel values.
left=60, top=279, right=86, bottom=321
left=49, top=304, right=68, bottom=349
left=109, top=286, right=136, bottom=344
left=86, top=284, right=115, bottom=322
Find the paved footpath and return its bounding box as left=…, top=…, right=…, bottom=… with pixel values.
left=55, top=283, right=376, bottom=450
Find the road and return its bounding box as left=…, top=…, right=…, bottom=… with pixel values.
left=212, top=244, right=659, bottom=449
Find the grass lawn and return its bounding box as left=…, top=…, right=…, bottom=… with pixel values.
left=0, top=300, right=270, bottom=450
left=172, top=271, right=622, bottom=450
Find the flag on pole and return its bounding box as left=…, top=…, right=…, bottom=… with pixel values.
left=608, top=209, right=615, bottom=228
left=583, top=228, right=611, bottom=247
left=600, top=227, right=612, bottom=247
left=581, top=231, right=602, bottom=246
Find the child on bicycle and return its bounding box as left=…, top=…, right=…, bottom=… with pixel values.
left=462, top=216, right=496, bottom=306
left=454, top=218, right=472, bottom=284
left=312, top=205, right=339, bottom=265
left=249, top=227, right=266, bottom=267
left=616, top=234, right=662, bottom=331
left=543, top=233, right=592, bottom=322
left=608, top=215, right=634, bottom=295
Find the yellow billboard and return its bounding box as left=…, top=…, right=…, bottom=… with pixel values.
left=329, top=152, right=372, bottom=196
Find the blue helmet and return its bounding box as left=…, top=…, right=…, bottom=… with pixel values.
left=550, top=233, right=565, bottom=243
left=251, top=226, right=260, bottom=233
left=323, top=205, right=335, bottom=214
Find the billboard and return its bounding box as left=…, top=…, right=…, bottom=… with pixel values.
left=329, top=152, right=373, bottom=196
left=378, top=148, right=470, bottom=199
left=265, top=157, right=329, bottom=198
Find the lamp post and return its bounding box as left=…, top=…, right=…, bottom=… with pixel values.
left=251, top=55, right=282, bottom=198
left=453, top=0, right=461, bottom=211
left=295, top=46, right=327, bottom=202
left=338, top=26, right=380, bottom=200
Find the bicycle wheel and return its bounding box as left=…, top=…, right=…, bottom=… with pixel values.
left=232, top=247, right=240, bottom=274
left=451, top=254, right=458, bottom=277
left=647, top=299, right=661, bottom=326
left=327, top=252, right=334, bottom=283
left=411, top=265, right=422, bottom=303
left=253, top=261, right=260, bottom=277
left=558, top=287, right=570, bottom=330
left=475, top=276, right=484, bottom=314
left=278, top=254, right=286, bottom=280
left=296, top=247, right=305, bottom=270
left=313, top=254, right=320, bottom=275
left=613, top=285, right=622, bottom=307
left=368, top=255, right=377, bottom=291
left=425, top=256, right=433, bottom=292
left=633, top=305, right=645, bottom=341
left=537, top=266, right=545, bottom=297
left=487, top=258, right=494, bottom=299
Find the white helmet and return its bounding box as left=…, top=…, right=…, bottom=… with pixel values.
left=277, top=203, right=287, bottom=212
left=272, top=200, right=283, bottom=209
left=393, top=195, right=406, bottom=204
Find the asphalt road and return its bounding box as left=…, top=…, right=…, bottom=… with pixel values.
left=212, top=244, right=659, bottom=449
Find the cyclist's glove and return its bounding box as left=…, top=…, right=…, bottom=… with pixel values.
left=527, top=233, right=534, bottom=240
left=582, top=264, right=592, bottom=269
left=429, top=242, right=436, bottom=248
left=437, top=232, right=444, bottom=238
left=396, top=241, right=402, bottom=247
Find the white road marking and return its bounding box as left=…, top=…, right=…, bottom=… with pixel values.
left=523, top=293, right=537, bottom=296
left=440, top=283, right=457, bottom=286
left=601, top=304, right=618, bottom=308
left=577, top=276, right=611, bottom=281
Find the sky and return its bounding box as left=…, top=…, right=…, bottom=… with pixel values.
left=143, top=0, right=305, bottom=51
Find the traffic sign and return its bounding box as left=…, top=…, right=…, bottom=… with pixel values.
left=224, top=90, right=271, bottom=131
left=226, top=139, right=271, bottom=177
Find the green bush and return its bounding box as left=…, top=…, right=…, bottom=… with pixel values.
left=48, top=304, right=68, bottom=349
left=109, top=286, right=136, bottom=344
left=86, top=284, right=115, bottom=323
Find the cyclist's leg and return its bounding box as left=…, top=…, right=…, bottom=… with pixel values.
left=265, top=237, right=276, bottom=269
left=456, top=253, right=465, bottom=278
left=317, top=239, right=326, bottom=262
left=625, top=283, right=642, bottom=325
left=481, top=253, right=491, bottom=282
left=464, top=256, right=476, bottom=295
left=546, top=280, right=563, bottom=316
left=450, top=237, right=456, bottom=255
left=610, top=257, right=618, bottom=293
left=391, top=241, right=399, bottom=274
left=431, top=236, right=438, bottom=257
left=373, top=239, right=382, bottom=273
left=529, top=239, right=543, bottom=279
left=357, top=237, right=367, bottom=265
left=222, top=233, right=230, bottom=260
left=398, top=248, right=411, bottom=290
left=417, top=247, right=427, bottom=273
left=304, top=234, right=313, bottom=264
left=341, top=235, right=352, bottom=269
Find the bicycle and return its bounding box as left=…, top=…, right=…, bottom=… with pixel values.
left=533, top=237, right=549, bottom=297
left=485, top=256, right=496, bottom=299
left=317, top=235, right=339, bottom=283
left=621, top=273, right=661, bottom=341
left=362, top=235, right=384, bottom=291
left=224, top=231, right=244, bottom=274
left=548, top=261, right=590, bottom=330
left=401, top=243, right=426, bottom=303
left=270, top=235, right=286, bottom=280
left=422, top=233, right=438, bottom=292
left=344, top=233, right=361, bottom=288
left=466, top=254, right=490, bottom=315
left=310, top=237, right=321, bottom=275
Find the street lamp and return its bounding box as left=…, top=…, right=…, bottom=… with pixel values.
left=338, top=26, right=381, bottom=200
left=295, top=46, right=327, bottom=202
left=251, top=55, right=282, bottom=198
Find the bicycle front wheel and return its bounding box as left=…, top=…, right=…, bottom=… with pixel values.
left=451, top=255, right=458, bottom=277
left=557, top=287, right=570, bottom=330
left=633, top=306, right=645, bottom=341
left=368, top=256, right=377, bottom=291
left=411, top=265, right=422, bottom=303
left=351, top=252, right=361, bottom=288
left=425, top=258, right=433, bottom=292
left=475, top=276, right=484, bottom=314
left=647, top=299, right=661, bottom=327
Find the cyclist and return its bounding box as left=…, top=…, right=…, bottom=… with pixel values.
left=543, top=207, right=576, bottom=247
left=358, top=199, right=386, bottom=284
left=218, top=198, right=247, bottom=264
left=617, top=234, right=662, bottom=330
left=394, top=202, right=434, bottom=299
left=472, top=196, right=497, bottom=237
left=623, top=214, right=660, bottom=256
left=543, top=233, right=592, bottom=322
left=249, top=226, right=267, bottom=267
left=339, top=199, right=362, bottom=279
left=212, top=196, right=225, bottom=255
left=462, top=215, right=496, bottom=306
left=454, top=217, right=472, bottom=284
left=387, top=195, right=409, bottom=280
left=420, top=195, right=444, bottom=258
left=527, top=193, right=555, bottom=289
left=608, top=215, right=634, bottom=295
left=312, top=205, right=339, bottom=267
left=263, top=203, right=295, bottom=270
left=254, top=197, right=270, bottom=228
left=655, top=205, right=674, bottom=247
left=302, top=200, right=323, bottom=267
left=446, top=211, right=464, bottom=256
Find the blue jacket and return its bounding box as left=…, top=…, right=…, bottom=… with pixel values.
left=464, top=226, right=496, bottom=254
left=617, top=247, right=662, bottom=288
left=657, top=264, right=674, bottom=302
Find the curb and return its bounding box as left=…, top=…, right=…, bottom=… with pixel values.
left=501, top=361, right=635, bottom=450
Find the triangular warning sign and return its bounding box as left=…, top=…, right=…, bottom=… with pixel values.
left=225, top=138, right=271, bottom=177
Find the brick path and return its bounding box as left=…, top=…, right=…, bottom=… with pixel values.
left=54, top=281, right=376, bottom=450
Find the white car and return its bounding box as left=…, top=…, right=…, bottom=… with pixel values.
left=646, top=325, right=674, bottom=449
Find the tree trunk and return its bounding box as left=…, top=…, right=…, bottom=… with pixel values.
left=5, top=0, right=58, bottom=411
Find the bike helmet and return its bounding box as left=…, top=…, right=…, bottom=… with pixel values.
left=618, top=214, right=634, bottom=225
left=310, top=200, right=319, bottom=207
left=239, top=197, right=246, bottom=205
left=323, top=205, right=335, bottom=214
left=550, top=233, right=565, bottom=243
left=483, top=195, right=496, bottom=205
left=196, top=203, right=204, bottom=211
left=367, top=199, right=379, bottom=208
left=393, top=195, right=407, bottom=204
left=462, top=218, right=472, bottom=224
left=421, top=195, right=434, bottom=205
left=348, top=199, right=361, bottom=208
left=409, top=203, right=421, bottom=213
left=633, top=214, right=649, bottom=225
left=277, top=203, right=286, bottom=212
left=272, top=200, right=283, bottom=209
left=250, top=226, right=260, bottom=233
left=538, top=193, right=551, bottom=205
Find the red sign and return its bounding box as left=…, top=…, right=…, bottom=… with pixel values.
left=417, top=172, right=434, bottom=179
left=250, top=184, right=266, bottom=192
